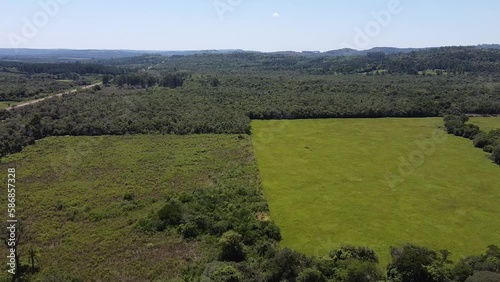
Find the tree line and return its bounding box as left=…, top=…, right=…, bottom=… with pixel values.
left=0, top=72, right=78, bottom=102
left=150, top=47, right=500, bottom=76
left=2, top=73, right=500, bottom=159
left=444, top=115, right=500, bottom=165
left=113, top=72, right=188, bottom=88
left=0, top=61, right=124, bottom=75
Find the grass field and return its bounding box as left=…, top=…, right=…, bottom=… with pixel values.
left=0, top=134, right=254, bottom=281
left=469, top=116, right=500, bottom=132
left=252, top=118, right=500, bottom=265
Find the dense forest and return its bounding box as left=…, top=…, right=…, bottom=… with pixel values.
left=1, top=65, right=500, bottom=158
left=0, top=60, right=127, bottom=102
left=113, top=72, right=188, bottom=88
left=141, top=46, right=500, bottom=75
left=0, top=72, right=78, bottom=102
left=0, top=61, right=124, bottom=76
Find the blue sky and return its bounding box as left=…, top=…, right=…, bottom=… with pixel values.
left=1, top=0, right=499, bottom=51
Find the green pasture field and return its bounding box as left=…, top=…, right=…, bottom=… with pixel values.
left=0, top=134, right=254, bottom=281
left=469, top=116, right=500, bottom=132
left=252, top=118, right=500, bottom=265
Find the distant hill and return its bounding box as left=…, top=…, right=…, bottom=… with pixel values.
left=0, top=45, right=499, bottom=61
left=477, top=44, right=500, bottom=50
left=323, top=45, right=500, bottom=57
left=0, top=48, right=246, bottom=62
left=276, top=45, right=500, bottom=57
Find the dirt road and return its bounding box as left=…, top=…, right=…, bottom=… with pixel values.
left=5, top=82, right=102, bottom=111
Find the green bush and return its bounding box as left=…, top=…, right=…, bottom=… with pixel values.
left=267, top=248, right=308, bottom=281
left=453, top=257, right=476, bottom=282
left=261, top=221, right=282, bottom=241
left=330, top=246, right=379, bottom=263
left=200, top=262, right=243, bottom=282
left=328, top=246, right=382, bottom=282
left=485, top=145, right=496, bottom=153
left=219, top=231, right=246, bottom=262
left=493, top=146, right=500, bottom=164
left=123, top=192, right=135, bottom=201
left=179, top=222, right=200, bottom=239
left=157, top=199, right=183, bottom=226
left=463, top=124, right=481, bottom=139
left=344, top=260, right=383, bottom=282
left=474, top=132, right=491, bottom=148
left=297, top=268, right=326, bottom=282
left=445, top=117, right=500, bottom=167
left=453, top=245, right=500, bottom=281
left=387, top=244, right=450, bottom=282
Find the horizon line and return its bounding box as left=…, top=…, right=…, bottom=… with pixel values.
left=0, top=43, right=499, bottom=54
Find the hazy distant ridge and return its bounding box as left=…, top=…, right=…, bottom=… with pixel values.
left=0, top=44, right=499, bottom=61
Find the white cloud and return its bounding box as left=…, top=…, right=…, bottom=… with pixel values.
left=272, top=12, right=280, bottom=18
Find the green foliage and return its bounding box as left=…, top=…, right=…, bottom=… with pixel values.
left=3, top=64, right=500, bottom=159
left=342, top=260, right=383, bottom=282
left=0, top=61, right=120, bottom=101
left=266, top=248, right=310, bottom=281
left=328, top=246, right=382, bottom=282
left=387, top=244, right=453, bottom=282
left=444, top=115, right=471, bottom=136
left=330, top=246, right=379, bottom=263
left=445, top=116, right=500, bottom=165
left=0, top=60, right=123, bottom=76
left=123, top=192, right=135, bottom=201
left=493, top=145, right=500, bottom=164
left=463, top=124, right=481, bottom=139
left=200, top=262, right=243, bottom=282
left=453, top=245, right=500, bottom=282
left=102, top=74, right=112, bottom=85
left=219, top=231, right=246, bottom=262
left=297, top=267, right=326, bottom=282
left=146, top=46, right=500, bottom=75
left=0, top=71, right=77, bottom=101
left=474, top=132, right=492, bottom=148
left=113, top=72, right=187, bottom=88
left=143, top=178, right=279, bottom=241
left=157, top=199, right=183, bottom=226
left=160, top=73, right=186, bottom=88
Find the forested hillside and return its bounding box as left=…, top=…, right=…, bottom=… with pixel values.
left=150, top=46, right=500, bottom=75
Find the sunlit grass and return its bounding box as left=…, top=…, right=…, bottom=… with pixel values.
left=252, top=118, right=500, bottom=265
left=469, top=116, right=500, bottom=132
